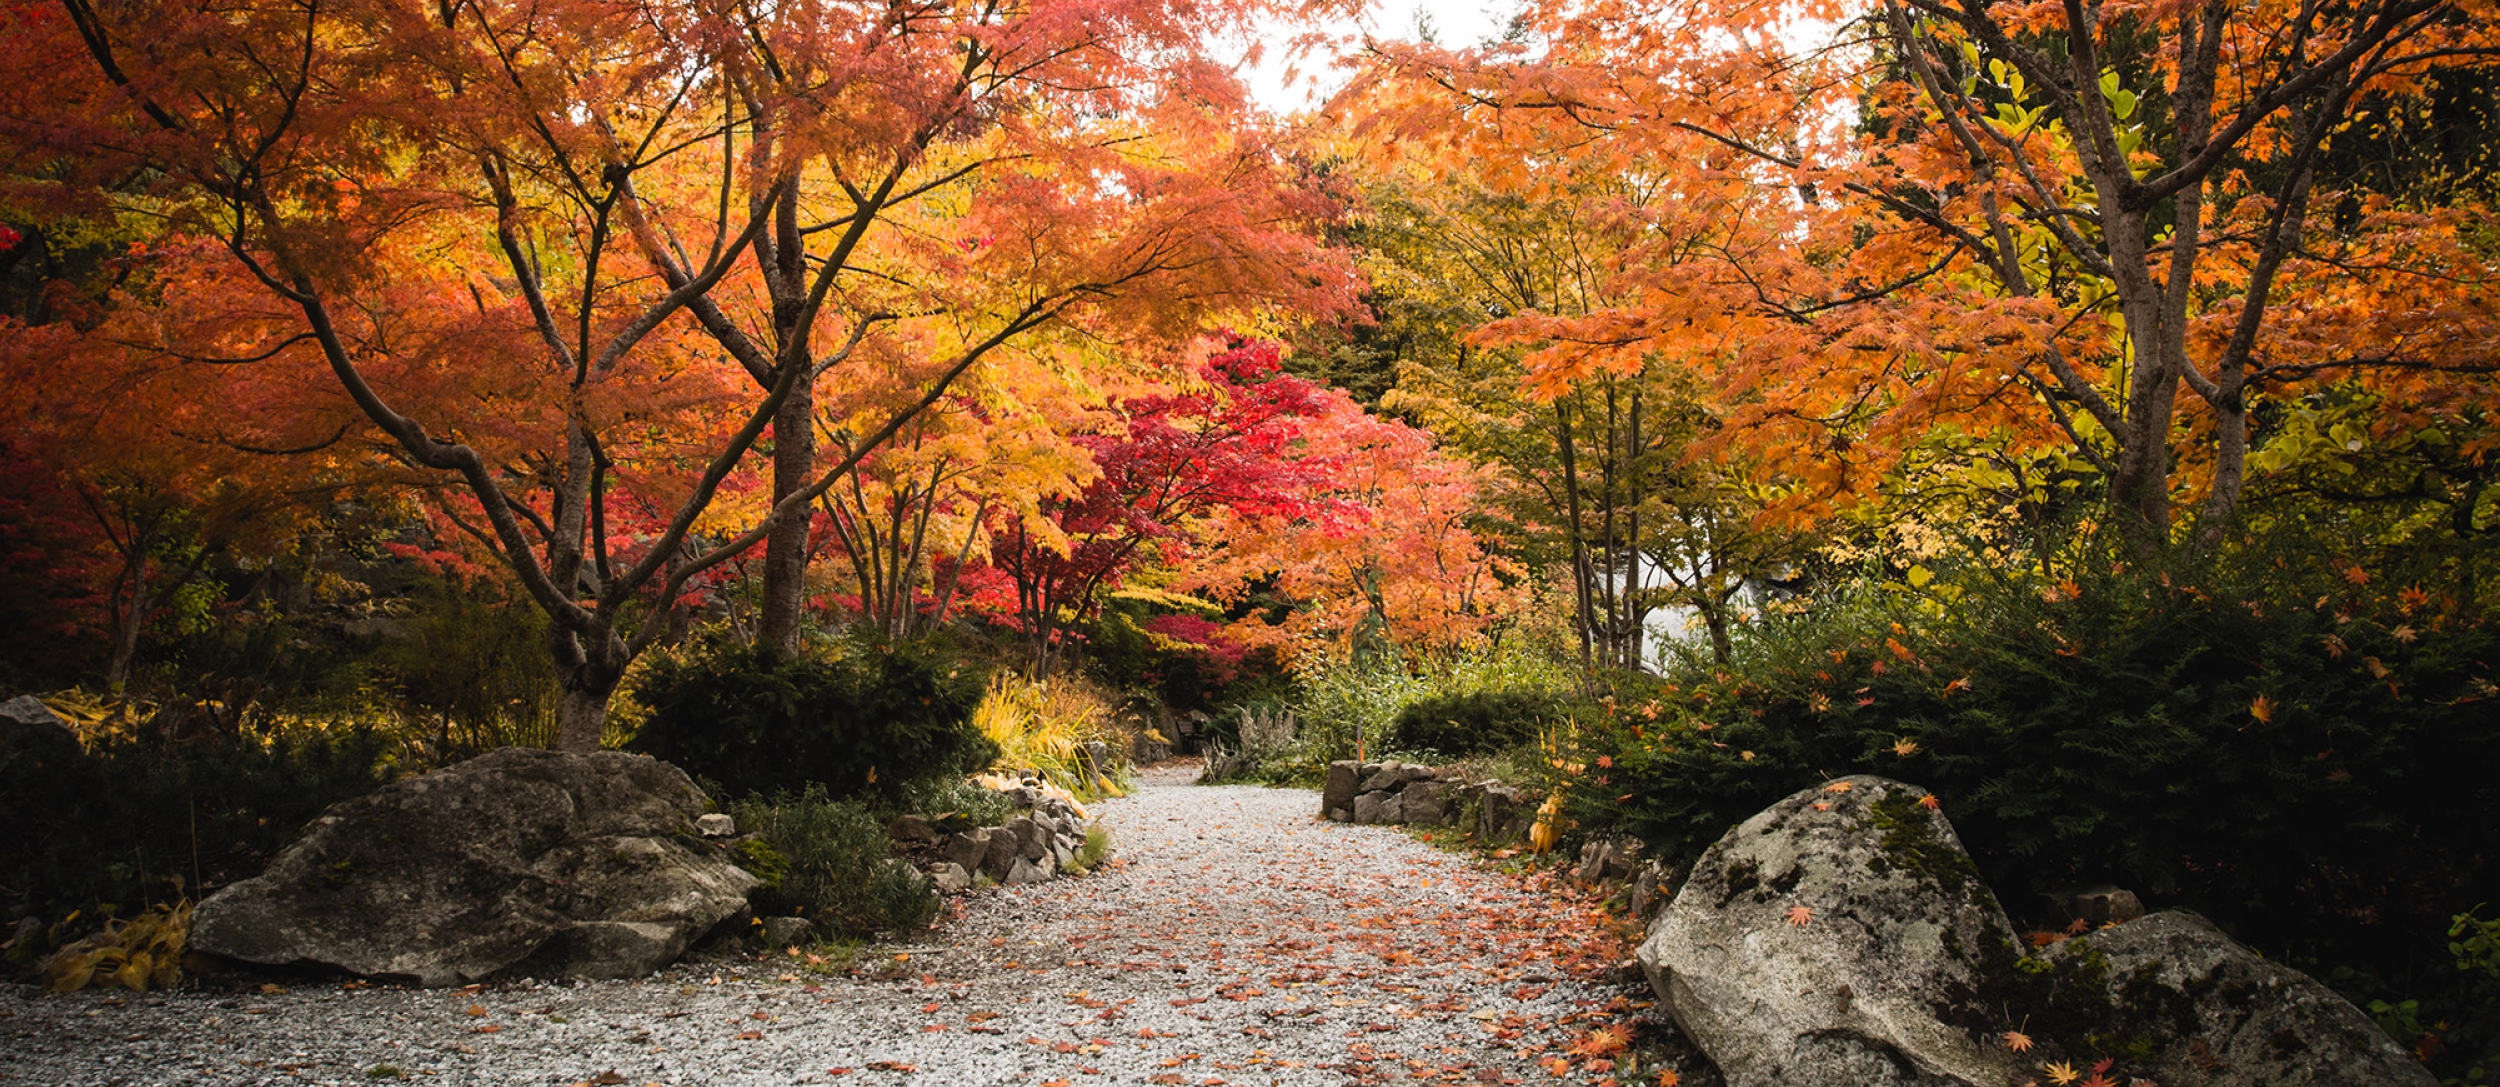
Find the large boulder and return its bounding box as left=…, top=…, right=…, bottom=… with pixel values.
left=0, top=695, right=75, bottom=753
left=2039, top=911, right=2434, bottom=1087
left=0, top=694, right=70, bottom=735
left=192, top=748, right=757, bottom=986
left=1638, top=775, right=2023, bottom=1087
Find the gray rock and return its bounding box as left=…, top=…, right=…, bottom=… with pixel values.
left=980, top=825, right=1020, bottom=881
left=1477, top=784, right=1522, bottom=842
left=1572, top=837, right=1615, bottom=883
left=2044, top=910, right=2435, bottom=1087
left=1005, top=856, right=1050, bottom=885
left=1323, top=761, right=1359, bottom=821
left=2050, top=884, right=2145, bottom=927
left=1575, top=835, right=1643, bottom=882
left=926, top=862, right=973, bottom=895
left=1360, top=763, right=1433, bottom=792
left=192, top=748, right=757, bottom=987
left=1629, top=862, right=1670, bottom=919
left=1402, top=780, right=1450, bottom=826
left=1605, top=837, right=1643, bottom=880
left=694, top=813, right=736, bottom=838
left=1352, top=790, right=1403, bottom=825
left=759, top=916, right=813, bottom=949
left=1008, top=816, right=1050, bottom=860
left=0, top=695, right=77, bottom=761
left=1638, top=775, right=2023, bottom=1087
left=943, top=829, right=992, bottom=873
left=0, top=694, right=70, bottom=735
left=886, top=815, right=939, bottom=844
left=1051, top=839, right=1076, bottom=870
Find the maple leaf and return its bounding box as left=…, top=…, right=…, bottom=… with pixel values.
left=1785, top=905, right=1813, bottom=927
left=2044, top=1060, right=2082, bottom=1084
left=2005, top=1030, right=2035, bottom=1052
left=1919, top=794, right=1942, bottom=811
left=1656, top=1072, right=1681, bottom=1087
left=2092, top=1058, right=2116, bottom=1074
left=2249, top=694, right=2276, bottom=724
left=1893, top=738, right=1920, bottom=756
left=1823, top=780, right=1853, bottom=793
left=1572, top=1024, right=1632, bottom=1057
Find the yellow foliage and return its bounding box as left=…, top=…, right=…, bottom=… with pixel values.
left=972, top=675, right=1129, bottom=802
left=40, top=901, right=191, bottom=994
left=1528, top=794, right=1565, bottom=854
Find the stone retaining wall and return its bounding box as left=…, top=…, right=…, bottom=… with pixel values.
left=1319, top=761, right=1543, bottom=843
left=893, top=779, right=1096, bottom=893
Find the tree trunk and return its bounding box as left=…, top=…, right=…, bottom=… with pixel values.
left=550, top=625, right=626, bottom=753
left=1555, top=401, right=1594, bottom=666
left=553, top=682, right=611, bottom=754
left=1702, top=592, right=1734, bottom=666
left=105, top=553, right=148, bottom=694
left=757, top=372, right=815, bottom=652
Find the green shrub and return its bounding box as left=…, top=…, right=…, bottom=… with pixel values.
left=1265, top=641, right=1578, bottom=782
left=627, top=633, right=995, bottom=803
left=371, top=579, right=560, bottom=752
left=1572, top=540, right=2500, bottom=1008
left=0, top=721, right=403, bottom=958
left=1069, top=825, right=1112, bottom=873
left=728, top=787, right=936, bottom=935
left=1391, top=689, right=1568, bottom=758
left=894, top=774, right=1012, bottom=831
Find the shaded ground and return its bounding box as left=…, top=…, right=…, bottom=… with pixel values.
left=1, top=769, right=1690, bottom=1086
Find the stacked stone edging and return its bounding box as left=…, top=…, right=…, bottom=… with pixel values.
left=1319, top=760, right=1547, bottom=842
left=911, top=779, right=1096, bottom=892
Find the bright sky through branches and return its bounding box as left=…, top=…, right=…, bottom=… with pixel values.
left=1233, top=2, right=1520, bottom=113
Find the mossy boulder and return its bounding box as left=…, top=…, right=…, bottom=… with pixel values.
left=2040, top=911, right=2433, bottom=1087
left=1638, top=775, right=2438, bottom=1087
left=1638, top=775, right=2023, bottom=1087
left=193, top=748, right=757, bottom=986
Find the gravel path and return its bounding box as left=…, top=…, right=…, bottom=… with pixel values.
left=1, top=771, right=1659, bottom=1086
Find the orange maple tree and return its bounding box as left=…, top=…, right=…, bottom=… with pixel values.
left=3, top=0, right=1357, bottom=745
left=1345, top=0, right=2500, bottom=548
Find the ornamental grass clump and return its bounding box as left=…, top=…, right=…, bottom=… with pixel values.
left=971, top=674, right=1128, bottom=801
